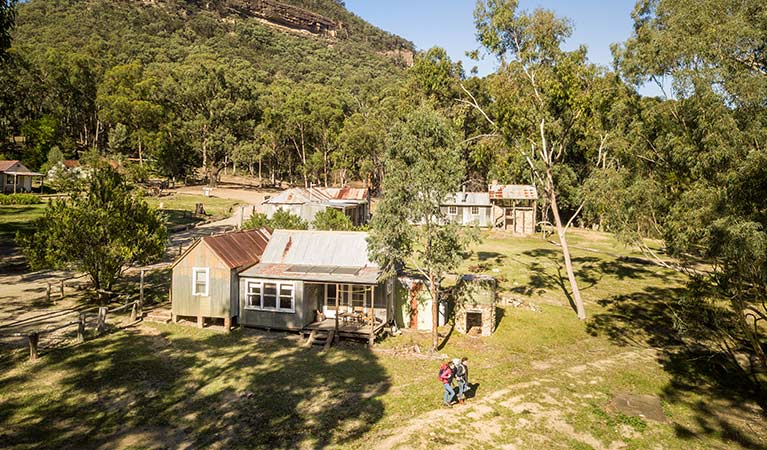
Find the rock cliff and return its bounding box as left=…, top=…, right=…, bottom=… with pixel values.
left=225, top=0, right=343, bottom=36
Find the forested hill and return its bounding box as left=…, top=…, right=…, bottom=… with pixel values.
left=0, top=0, right=419, bottom=183
left=14, top=0, right=414, bottom=80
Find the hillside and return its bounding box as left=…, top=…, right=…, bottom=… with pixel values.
left=13, top=0, right=414, bottom=83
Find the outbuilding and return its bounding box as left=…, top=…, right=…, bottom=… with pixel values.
left=170, top=228, right=271, bottom=329
left=0, top=160, right=43, bottom=193
left=262, top=187, right=370, bottom=226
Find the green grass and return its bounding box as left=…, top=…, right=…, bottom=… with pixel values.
left=0, top=230, right=764, bottom=449
left=144, top=193, right=241, bottom=228
left=0, top=203, right=47, bottom=248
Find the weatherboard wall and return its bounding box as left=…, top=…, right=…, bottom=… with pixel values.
left=172, top=241, right=233, bottom=320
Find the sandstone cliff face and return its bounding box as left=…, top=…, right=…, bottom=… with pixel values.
left=225, top=0, right=343, bottom=36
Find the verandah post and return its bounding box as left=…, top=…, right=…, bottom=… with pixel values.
left=334, top=283, right=339, bottom=342
left=368, top=286, right=375, bottom=348
left=28, top=332, right=39, bottom=361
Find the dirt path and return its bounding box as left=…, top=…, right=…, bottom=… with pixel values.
left=370, top=348, right=659, bottom=450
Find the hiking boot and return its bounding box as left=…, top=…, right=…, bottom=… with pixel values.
left=444, top=402, right=452, bottom=408
left=459, top=400, right=465, bottom=405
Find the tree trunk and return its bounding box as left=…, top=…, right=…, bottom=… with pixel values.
left=546, top=166, right=586, bottom=320
left=430, top=272, right=439, bottom=351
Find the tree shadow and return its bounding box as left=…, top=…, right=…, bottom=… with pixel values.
left=0, top=327, right=391, bottom=449
left=587, top=286, right=767, bottom=449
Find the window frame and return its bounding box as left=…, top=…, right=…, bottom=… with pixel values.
left=192, top=267, right=209, bottom=297
left=448, top=205, right=457, bottom=215
left=243, top=279, right=296, bottom=313
left=470, top=206, right=480, bottom=215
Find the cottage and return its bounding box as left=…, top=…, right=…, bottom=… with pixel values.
left=170, top=228, right=272, bottom=329
left=441, top=191, right=494, bottom=227
left=262, top=187, right=370, bottom=226
left=237, top=230, right=394, bottom=344
left=0, top=160, right=43, bottom=194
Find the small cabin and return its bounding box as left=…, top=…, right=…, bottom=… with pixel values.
left=489, top=183, right=538, bottom=235
left=262, top=187, right=370, bottom=226
left=170, top=228, right=271, bottom=329
left=441, top=192, right=494, bottom=227
left=0, top=160, right=43, bottom=194
left=394, top=275, right=448, bottom=331
left=237, top=230, right=394, bottom=343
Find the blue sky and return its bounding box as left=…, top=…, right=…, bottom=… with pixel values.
left=344, top=1, right=661, bottom=96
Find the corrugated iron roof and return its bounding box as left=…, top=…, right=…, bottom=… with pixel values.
left=488, top=184, right=538, bottom=200
left=0, top=160, right=21, bottom=172
left=62, top=160, right=80, bottom=169
left=240, top=230, right=380, bottom=283
left=264, top=187, right=368, bottom=205
left=443, top=192, right=492, bottom=206
left=202, top=228, right=272, bottom=270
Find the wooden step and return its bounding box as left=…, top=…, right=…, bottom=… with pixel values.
left=145, top=309, right=172, bottom=324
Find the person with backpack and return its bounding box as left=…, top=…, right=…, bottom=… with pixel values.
left=454, top=357, right=469, bottom=404
left=438, top=360, right=455, bottom=407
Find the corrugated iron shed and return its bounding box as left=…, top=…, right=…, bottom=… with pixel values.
left=488, top=184, right=538, bottom=200
left=443, top=192, right=492, bottom=206
left=200, top=228, right=272, bottom=270
left=264, top=187, right=368, bottom=205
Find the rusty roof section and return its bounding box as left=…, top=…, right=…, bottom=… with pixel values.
left=202, top=228, right=272, bottom=270
left=0, top=160, right=21, bottom=172
left=264, top=187, right=369, bottom=205
left=62, top=160, right=80, bottom=169
left=488, top=184, right=538, bottom=200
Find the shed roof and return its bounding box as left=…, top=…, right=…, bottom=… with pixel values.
left=0, top=160, right=18, bottom=171
left=443, top=192, right=492, bottom=206
left=240, top=230, right=380, bottom=283
left=172, top=228, right=272, bottom=271
left=264, top=187, right=368, bottom=205
left=202, top=228, right=272, bottom=270
left=488, top=184, right=538, bottom=200
left=0, top=160, right=41, bottom=176
left=62, top=160, right=80, bottom=169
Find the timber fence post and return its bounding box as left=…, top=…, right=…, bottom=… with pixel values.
left=97, top=307, right=107, bottom=333
left=77, top=313, right=86, bottom=343
left=139, top=270, right=145, bottom=316
left=28, top=332, right=39, bottom=361
left=59, top=279, right=64, bottom=298
left=130, top=302, right=137, bottom=322
left=46, top=283, right=51, bottom=303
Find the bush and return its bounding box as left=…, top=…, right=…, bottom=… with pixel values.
left=0, top=194, right=42, bottom=205
left=312, top=208, right=354, bottom=231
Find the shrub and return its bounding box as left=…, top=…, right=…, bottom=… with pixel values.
left=0, top=194, right=42, bottom=205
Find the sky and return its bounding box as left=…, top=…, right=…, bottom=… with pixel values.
left=344, top=0, right=661, bottom=96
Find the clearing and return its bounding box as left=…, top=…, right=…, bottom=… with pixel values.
left=1, top=225, right=765, bottom=449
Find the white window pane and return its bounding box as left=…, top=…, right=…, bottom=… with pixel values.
left=263, top=283, right=277, bottom=308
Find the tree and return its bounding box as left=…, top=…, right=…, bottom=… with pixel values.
left=368, top=105, right=472, bottom=351
left=313, top=208, right=354, bottom=231
left=0, top=0, right=16, bottom=62
left=18, top=167, right=167, bottom=301
left=242, top=210, right=308, bottom=231
left=471, top=0, right=611, bottom=320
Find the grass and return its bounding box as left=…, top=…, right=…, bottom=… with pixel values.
left=0, top=203, right=47, bottom=249
left=144, top=193, right=241, bottom=228
left=0, top=230, right=765, bottom=449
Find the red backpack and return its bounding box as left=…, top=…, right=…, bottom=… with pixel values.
left=437, top=364, right=448, bottom=382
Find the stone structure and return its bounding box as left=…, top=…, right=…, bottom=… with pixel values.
left=454, top=274, right=497, bottom=337
left=227, top=0, right=344, bottom=36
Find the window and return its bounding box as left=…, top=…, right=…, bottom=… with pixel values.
left=448, top=206, right=457, bottom=215
left=326, top=284, right=338, bottom=308
left=6, top=175, right=14, bottom=185
left=192, top=268, right=209, bottom=296
left=471, top=206, right=480, bottom=215
left=246, top=282, right=261, bottom=308
left=244, top=280, right=295, bottom=312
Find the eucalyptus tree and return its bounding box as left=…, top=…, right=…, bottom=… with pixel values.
left=0, top=0, right=16, bottom=61
left=471, top=0, right=616, bottom=319
left=368, top=105, right=474, bottom=351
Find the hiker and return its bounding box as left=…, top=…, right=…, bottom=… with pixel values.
left=438, top=360, right=455, bottom=407
left=454, top=357, right=469, bottom=404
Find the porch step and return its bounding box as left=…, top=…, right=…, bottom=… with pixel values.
left=304, top=329, right=334, bottom=349
left=145, top=309, right=172, bottom=324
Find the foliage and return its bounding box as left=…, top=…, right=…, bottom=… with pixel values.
left=0, top=0, right=15, bottom=61
left=368, top=105, right=473, bottom=350
left=242, top=209, right=308, bottom=231
left=0, top=193, right=41, bottom=205
left=312, top=207, right=354, bottom=231
left=17, top=167, right=167, bottom=298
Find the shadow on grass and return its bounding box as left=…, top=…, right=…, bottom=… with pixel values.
left=587, top=286, right=767, bottom=449
left=0, top=327, right=390, bottom=449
